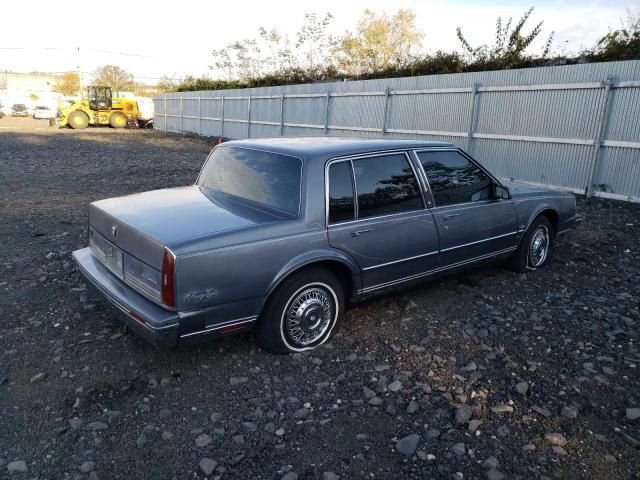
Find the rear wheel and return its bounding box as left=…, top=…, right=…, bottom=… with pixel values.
left=256, top=268, right=344, bottom=354
left=68, top=110, right=89, bottom=129
left=507, top=216, right=554, bottom=273
left=109, top=112, right=127, bottom=128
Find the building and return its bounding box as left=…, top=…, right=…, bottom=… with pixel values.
left=0, top=71, right=62, bottom=108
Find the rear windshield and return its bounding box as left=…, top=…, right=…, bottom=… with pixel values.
left=197, top=146, right=302, bottom=215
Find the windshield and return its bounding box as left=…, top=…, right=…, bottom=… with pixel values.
left=197, top=146, right=302, bottom=215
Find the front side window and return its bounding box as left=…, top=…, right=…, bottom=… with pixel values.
left=198, top=146, right=302, bottom=215
left=352, top=154, right=423, bottom=219
left=418, top=150, right=492, bottom=207
left=328, top=161, right=355, bottom=223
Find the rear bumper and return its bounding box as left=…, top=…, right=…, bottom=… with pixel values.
left=72, top=247, right=180, bottom=349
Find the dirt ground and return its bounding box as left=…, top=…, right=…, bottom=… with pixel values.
left=1, top=117, right=639, bottom=480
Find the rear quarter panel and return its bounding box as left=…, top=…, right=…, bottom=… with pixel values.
left=173, top=152, right=358, bottom=317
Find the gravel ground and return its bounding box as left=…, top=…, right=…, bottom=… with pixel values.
left=1, top=117, right=639, bottom=480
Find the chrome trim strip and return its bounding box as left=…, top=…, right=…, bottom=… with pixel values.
left=359, top=246, right=517, bottom=293
left=179, top=316, right=258, bottom=338
left=124, top=272, right=162, bottom=302
left=362, top=250, right=439, bottom=271
left=325, top=150, right=427, bottom=227
left=350, top=159, right=359, bottom=220
left=440, top=231, right=519, bottom=253
left=428, top=199, right=503, bottom=211
left=408, top=150, right=435, bottom=208
left=328, top=210, right=428, bottom=230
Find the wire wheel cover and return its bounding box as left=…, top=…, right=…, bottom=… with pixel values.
left=284, top=286, right=334, bottom=347
left=528, top=225, right=549, bottom=267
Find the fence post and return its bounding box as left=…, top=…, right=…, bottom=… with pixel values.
left=247, top=96, right=252, bottom=139
left=466, top=82, right=479, bottom=152
left=198, top=95, right=202, bottom=136
left=280, top=94, right=285, bottom=136
left=163, top=96, right=167, bottom=132
left=381, top=86, right=391, bottom=135
left=221, top=96, right=225, bottom=139
left=324, top=91, right=331, bottom=135
left=180, top=96, right=183, bottom=133
left=586, top=76, right=614, bottom=197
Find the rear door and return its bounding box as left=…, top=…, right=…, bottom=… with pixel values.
left=415, top=149, right=519, bottom=266
left=326, top=152, right=440, bottom=292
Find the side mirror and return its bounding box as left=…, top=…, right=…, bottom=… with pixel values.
left=495, top=184, right=511, bottom=200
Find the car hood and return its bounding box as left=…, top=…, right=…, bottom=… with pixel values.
left=90, top=186, right=278, bottom=251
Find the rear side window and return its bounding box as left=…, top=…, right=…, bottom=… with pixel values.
left=328, top=161, right=355, bottom=223
left=418, top=150, right=492, bottom=206
left=352, top=154, right=423, bottom=219
left=198, top=146, right=302, bottom=215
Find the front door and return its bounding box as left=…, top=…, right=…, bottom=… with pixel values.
left=415, top=149, right=519, bottom=266
left=326, top=153, right=440, bottom=291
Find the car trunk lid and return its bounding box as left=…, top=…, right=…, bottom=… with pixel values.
left=89, top=186, right=264, bottom=269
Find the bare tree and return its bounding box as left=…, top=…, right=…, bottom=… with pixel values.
left=456, top=7, right=554, bottom=68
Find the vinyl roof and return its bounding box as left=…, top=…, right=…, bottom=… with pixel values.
left=219, top=137, right=456, bottom=160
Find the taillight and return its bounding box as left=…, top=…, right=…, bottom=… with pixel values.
left=161, top=248, right=176, bottom=308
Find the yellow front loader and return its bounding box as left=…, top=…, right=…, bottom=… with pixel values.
left=58, top=86, right=140, bottom=129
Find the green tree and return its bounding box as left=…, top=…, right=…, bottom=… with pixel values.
left=589, top=10, right=640, bottom=61
left=54, top=71, right=80, bottom=96
left=157, top=75, right=180, bottom=92
left=93, top=65, right=135, bottom=94
left=456, top=6, right=554, bottom=69
left=334, top=9, right=424, bottom=75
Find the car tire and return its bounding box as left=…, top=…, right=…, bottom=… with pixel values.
left=68, top=110, right=89, bottom=129
left=256, top=268, right=344, bottom=354
left=507, top=215, right=554, bottom=273
left=109, top=112, right=128, bottom=128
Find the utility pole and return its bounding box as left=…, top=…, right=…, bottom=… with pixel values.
left=76, top=46, right=83, bottom=98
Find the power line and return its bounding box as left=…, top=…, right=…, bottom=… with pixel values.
left=85, top=48, right=159, bottom=58
left=0, top=46, right=160, bottom=58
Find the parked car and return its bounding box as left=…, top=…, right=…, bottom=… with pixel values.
left=73, top=138, right=581, bottom=353
left=11, top=104, right=29, bottom=117
left=33, top=105, right=55, bottom=119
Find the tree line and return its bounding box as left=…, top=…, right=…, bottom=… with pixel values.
left=161, top=7, right=640, bottom=92
left=54, top=65, right=158, bottom=97
left=54, top=6, right=640, bottom=95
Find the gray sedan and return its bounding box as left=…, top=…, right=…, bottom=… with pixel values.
left=72, top=137, right=581, bottom=353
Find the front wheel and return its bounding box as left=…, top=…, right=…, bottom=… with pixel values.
left=507, top=216, right=554, bottom=273
left=109, top=112, right=128, bottom=128
left=256, top=268, right=344, bottom=354
left=67, top=110, right=89, bottom=129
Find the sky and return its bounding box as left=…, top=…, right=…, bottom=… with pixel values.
left=0, top=0, right=637, bottom=83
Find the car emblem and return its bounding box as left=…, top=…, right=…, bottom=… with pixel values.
left=111, top=225, right=117, bottom=238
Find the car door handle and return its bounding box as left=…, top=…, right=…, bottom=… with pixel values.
left=442, top=214, right=460, bottom=220
left=351, top=229, right=372, bottom=237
